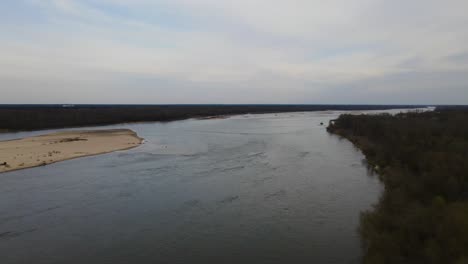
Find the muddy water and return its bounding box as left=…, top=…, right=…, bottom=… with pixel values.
left=0, top=111, right=386, bottom=264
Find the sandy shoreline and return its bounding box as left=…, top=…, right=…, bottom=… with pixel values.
left=0, top=129, right=143, bottom=173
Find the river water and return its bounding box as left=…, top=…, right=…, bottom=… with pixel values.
left=0, top=111, right=395, bottom=264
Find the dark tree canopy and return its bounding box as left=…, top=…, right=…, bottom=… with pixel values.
left=328, top=109, right=468, bottom=264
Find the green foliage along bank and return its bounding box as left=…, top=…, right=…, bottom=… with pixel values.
left=328, top=109, right=468, bottom=264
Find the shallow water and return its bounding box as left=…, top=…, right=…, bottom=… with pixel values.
left=0, top=111, right=390, bottom=264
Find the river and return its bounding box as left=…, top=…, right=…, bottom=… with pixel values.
left=0, top=110, right=400, bottom=264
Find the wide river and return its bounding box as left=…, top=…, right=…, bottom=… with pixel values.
left=0, top=110, right=400, bottom=264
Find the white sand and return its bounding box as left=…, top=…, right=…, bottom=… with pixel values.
left=0, top=129, right=143, bottom=173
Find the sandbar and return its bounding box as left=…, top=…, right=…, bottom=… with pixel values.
left=0, top=129, right=143, bottom=173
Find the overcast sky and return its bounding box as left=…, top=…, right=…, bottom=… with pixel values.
left=1, top=0, right=467, bottom=104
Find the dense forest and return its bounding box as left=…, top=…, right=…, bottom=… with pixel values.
left=0, top=104, right=420, bottom=131
left=327, top=109, right=468, bottom=264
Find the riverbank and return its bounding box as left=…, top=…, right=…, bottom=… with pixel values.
left=327, top=110, right=468, bottom=263
left=0, top=104, right=425, bottom=131
left=0, top=129, right=143, bottom=173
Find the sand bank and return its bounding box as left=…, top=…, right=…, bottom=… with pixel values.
left=0, top=129, right=143, bottom=173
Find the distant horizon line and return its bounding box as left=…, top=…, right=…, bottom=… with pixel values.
left=0, top=103, right=452, bottom=106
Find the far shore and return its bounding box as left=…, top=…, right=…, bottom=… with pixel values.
left=0, top=129, right=143, bottom=173
left=0, top=104, right=427, bottom=132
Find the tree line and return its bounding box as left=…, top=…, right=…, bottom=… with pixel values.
left=328, top=109, right=468, bottom=264
left=0, top=105, right=420, bottom=131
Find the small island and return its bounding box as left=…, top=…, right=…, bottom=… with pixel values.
left=0, top=129, right=143, bottom=173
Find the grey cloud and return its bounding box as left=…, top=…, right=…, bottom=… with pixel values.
left=0, top=0, right=467, bottom=104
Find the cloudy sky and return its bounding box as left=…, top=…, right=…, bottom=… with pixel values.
left=1, top=0, right=467, bottom=104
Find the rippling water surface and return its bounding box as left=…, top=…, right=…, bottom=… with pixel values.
left=0, top=111, right=390, bottom=264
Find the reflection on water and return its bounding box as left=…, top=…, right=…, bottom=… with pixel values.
left=0, top=111, right=396, bottom=264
